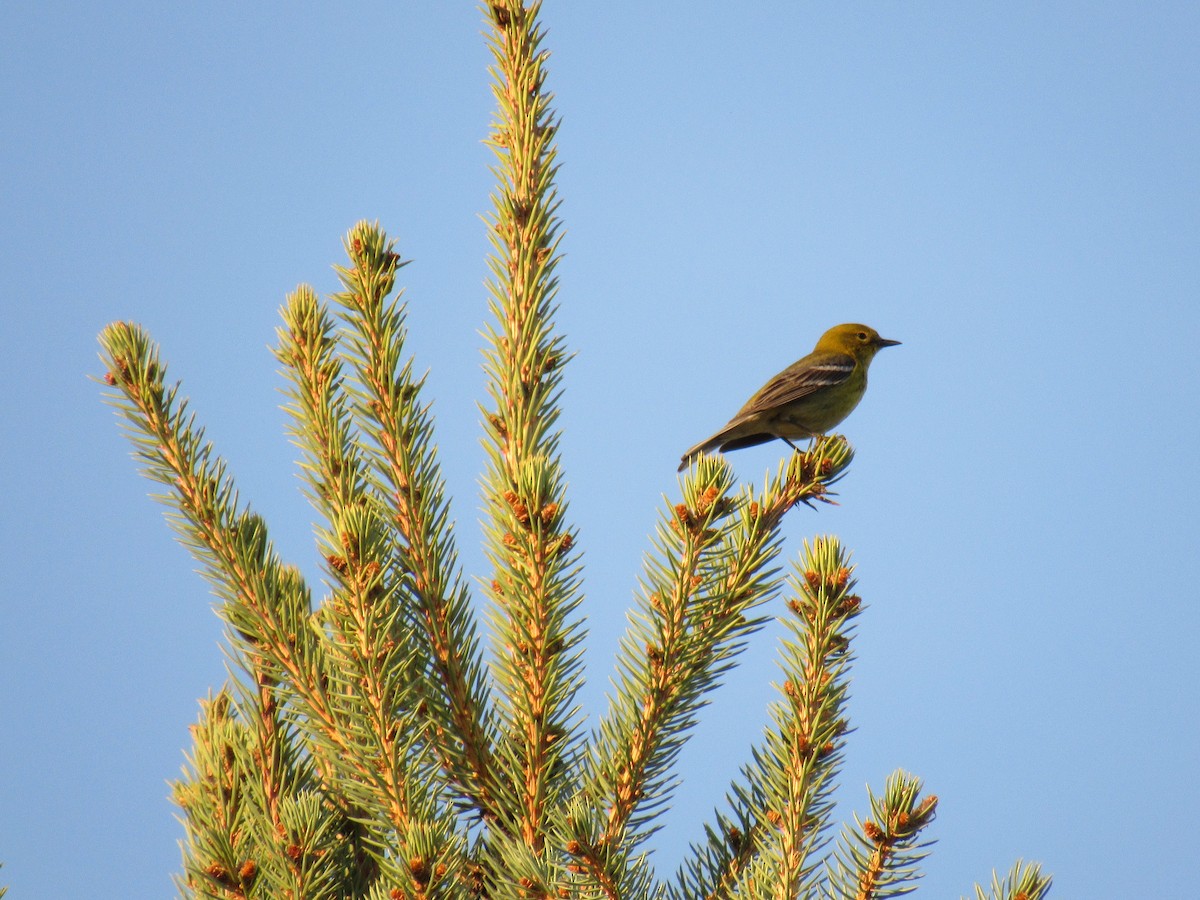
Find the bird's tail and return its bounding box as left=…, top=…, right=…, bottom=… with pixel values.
left=678, top=421, right=787, bottom=472
left=677, top=436, right=723, bottom=472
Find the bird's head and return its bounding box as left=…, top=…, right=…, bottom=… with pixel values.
left=815, top=323, right=901, bottom=361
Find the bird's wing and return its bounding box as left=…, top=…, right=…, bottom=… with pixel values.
left=734, top=353, right=856, bottom=418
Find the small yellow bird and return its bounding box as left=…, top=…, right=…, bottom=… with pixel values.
left=678, top=323, right=900, bottom=471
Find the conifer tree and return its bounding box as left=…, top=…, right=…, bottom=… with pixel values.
left=98, top=4, right=1051, bottom=898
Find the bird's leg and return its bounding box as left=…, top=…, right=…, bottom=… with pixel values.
left=782, top=438, right=802, bottom=454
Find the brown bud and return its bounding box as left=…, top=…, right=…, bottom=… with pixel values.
left=917, top=795, right=939, bottom=821
left=409, top=856, right=430, bottom=884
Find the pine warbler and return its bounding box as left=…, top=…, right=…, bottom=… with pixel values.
left=678, top=323, right=899, bottom=471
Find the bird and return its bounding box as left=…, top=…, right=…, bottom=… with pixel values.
left=678, top=323, right=900, bottom=471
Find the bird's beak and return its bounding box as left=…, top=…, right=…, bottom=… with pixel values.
left=875, top=337, right=901, bottom=348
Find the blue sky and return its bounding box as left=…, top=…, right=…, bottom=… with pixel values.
left=3, top=2, right=1198, bottom=896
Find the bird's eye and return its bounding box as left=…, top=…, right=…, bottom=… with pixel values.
left=857, top=331, right=869, bottom=341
